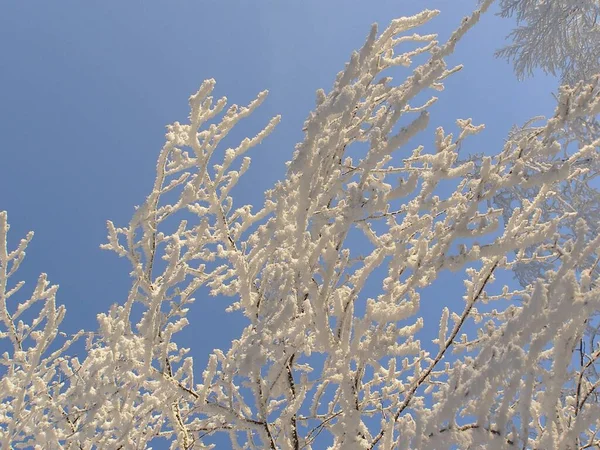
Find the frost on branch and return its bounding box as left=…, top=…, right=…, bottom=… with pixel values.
left=486, top=76, right=600, bottom=287
left=2, top=1, right=600, bottom=449
left=0, top=212, right=82, bottom=448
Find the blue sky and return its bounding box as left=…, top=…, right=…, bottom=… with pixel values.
left=0, top=0, right=559, bottom=446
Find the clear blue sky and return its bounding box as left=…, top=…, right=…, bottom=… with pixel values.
left=0, top=0, right=558, bottom=446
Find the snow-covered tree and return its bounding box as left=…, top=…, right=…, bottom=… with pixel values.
left=491, top=0, right=600, bottom=290
left=496, top=0, right=600, bottom=84
left=494, top=0, right=600, bottom=419
left=1, top=1, right=600, bottom=448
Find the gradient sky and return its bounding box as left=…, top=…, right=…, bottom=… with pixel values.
left=0, top=1, right=559, bottom=447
